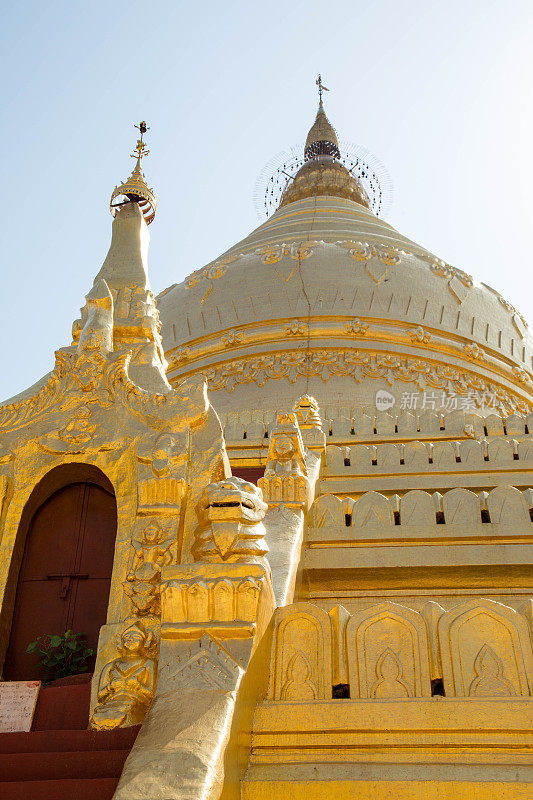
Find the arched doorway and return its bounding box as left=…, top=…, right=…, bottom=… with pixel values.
left=3, top=465, right=117, bottom=680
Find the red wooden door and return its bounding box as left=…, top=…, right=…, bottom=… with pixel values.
left=3, top=481, right=117, bottom=680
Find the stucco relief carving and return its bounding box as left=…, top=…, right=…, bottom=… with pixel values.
left=0, top=473, right=10, bottom=520
left=269, top=603, right=332, bottom=701
left=337, top=241, right=400, bottom=265
left=161, top=568, right=263, bottom=629
left=90, top=622, right=158, bottom=730
left=170, top=634, right=242, bottom=691
left=370, top=649, right=411, bottom=699
left=498, top=295, right=528, bottom=330
left=284, top=319, right=308, bottom=336
left=345, top=317, right=368, bottom=335
left=184, top=256, right=237, bottom=304
left=438, top=599, right=533, bottom=697
left=346, top=603, right=431, bottom=699
left=192, top=477, right=268, bottom=564
left=469, top=645, right=515, bottom=697
left=258, top=412, right=309, bottom=506
left=428, top=260, right=473, bottom=288
left=221, top=329, right=245, bottom=347
left=203, top=350, right=530, bottom=415
left=137, top=431, right=189, bottom=514
left=408, top=326, right=431, bottom=344
left=123, top=521, right=175, bottom=617
left=292, top=394, right=322, bottom=429
left=463, top=342, right=484, bottom=360
left=258, top=241, right=317, bottom=265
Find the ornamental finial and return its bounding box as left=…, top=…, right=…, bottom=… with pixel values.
left=132, top=121, right=150, bottom=162
left=316, top=74, right=329, bottom=104
left=305, top=79, right=339, bottom=160
left=110, top=121, right=157, bottom=225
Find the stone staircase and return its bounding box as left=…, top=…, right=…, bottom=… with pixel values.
left=0, top=676, right=139, bottom=799
left=0, top=726, right=139, bottom=799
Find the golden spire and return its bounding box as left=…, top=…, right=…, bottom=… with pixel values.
left=110, top=121, right=157, bottom=225
left=304, top=76, right=340, bottom=160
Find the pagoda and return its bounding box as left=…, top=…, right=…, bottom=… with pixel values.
left=0, top=88, right=532, bottom=800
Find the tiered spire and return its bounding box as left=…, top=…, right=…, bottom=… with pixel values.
left=304, top=76, right=341, bottom=160
left=278, top=77, right=371, bottom=210
left=110, top=121, right=157, bottom=225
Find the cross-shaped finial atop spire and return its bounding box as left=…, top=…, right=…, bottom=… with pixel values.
left=316, top=74, right=329, bottom=103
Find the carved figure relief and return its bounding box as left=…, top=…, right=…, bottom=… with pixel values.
left=123, top=521, right=175, bottom=616
left=192, top=477, right=268, bottom=563
left=438, top=599, right=533, bottom=697
left=137, top=431, right=190, bottom=514
left=259, top=412, right=309, bottom=505
left=90, top=622, right=158, bottom=730
left=39, top=404, right=101, bottom=454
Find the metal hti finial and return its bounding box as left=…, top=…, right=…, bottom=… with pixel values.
left=316, top=74, right=329, bottom=103
left=132, top=120, right=150, bottom=163
left=110, top=121, right=157, bottom=224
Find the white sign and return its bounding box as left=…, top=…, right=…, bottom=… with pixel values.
left=0, top=680, right=41, bottom=732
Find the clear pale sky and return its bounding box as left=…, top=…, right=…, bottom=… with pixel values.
left=1, top=0, right=532, bottom=400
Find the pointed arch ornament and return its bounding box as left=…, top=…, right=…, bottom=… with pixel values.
left=438, top=599, right=533, bottom=697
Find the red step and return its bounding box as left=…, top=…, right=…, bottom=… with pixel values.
left=0, top=726, right=140, bottom=800
left=0, top=748, right=130, bottom=781
left=0, top=726, right=139, bottom=754
left=32, top=674, right=93, bottom=730
left=0, top=776, right=119, bottom=800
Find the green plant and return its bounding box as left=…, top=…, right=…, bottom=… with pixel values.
left=26, top=630, right=95, bottom=682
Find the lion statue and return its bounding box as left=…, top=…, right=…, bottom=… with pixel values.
left=192, top=476, right=268, bottom=564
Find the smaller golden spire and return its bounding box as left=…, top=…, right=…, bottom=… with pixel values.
left=110, top=121, right=157, bottom=225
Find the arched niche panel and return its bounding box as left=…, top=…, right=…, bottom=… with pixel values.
left=438, top=599, right=533, bottom=697
left=346, top=602, right=431, bottom=699
left=269, top=602, right=332, bottom=701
